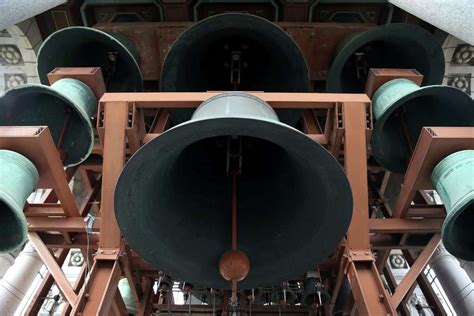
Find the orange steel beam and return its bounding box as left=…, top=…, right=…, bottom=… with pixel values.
left=28, top=232, right=77, bottom=305
left=98, top=101, right=128, bottom=249
left=72, top=101, right=128, bottom=314
left=72, top=260, right=122, bottom=315
left=343, top=102, right=396, bottom=315
left=24, top=248, right=69, bottom=316
left=0, top=126, right=79, bottom=216
left=100, top=92, right=371, bottom=109
left=369, top=218, right=443, bottom=234
left=391, top=234, right=441, bottom=307
left=61, top=264, right=88, bottom=316
left=27, top=217, right=100, bottom=232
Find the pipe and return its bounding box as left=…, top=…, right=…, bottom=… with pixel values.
left=0, top=242, right=43, bottom=315
left=429, top=243, right=474, bottom=315
left=459, top=260, right=474, bottom=281
left=0, top=253, right=16, bottom=279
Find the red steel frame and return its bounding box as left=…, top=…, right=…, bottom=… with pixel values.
left=1, top=86, right=472, bottom=314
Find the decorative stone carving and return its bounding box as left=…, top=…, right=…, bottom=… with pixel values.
left=451, top=44, right=474, bottom=66
left=4, top=73, right=26, bottom=88
left=69, top=250, right=85, bottom=267
left=0, top=45, right=23, bottom=65
left=389, top=254, right=407, bottom=269
left=447, top=74, right=471, bottom=94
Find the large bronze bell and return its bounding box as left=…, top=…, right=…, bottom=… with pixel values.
left=326, top=23, right=445, bottom=93
left=37, top=27, right=143, bottom=92
left=0, top=78, right=97, bottom=167
left=432, top=150, right=474, bottom=261
left=115, top=92, right=352, bottom=289
left=160, top=13, right=310, bottom=126
left=371, top=79, right=474, bottom=173
left=0, top=150, right=39, bottom=253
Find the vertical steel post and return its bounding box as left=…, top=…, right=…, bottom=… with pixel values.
left=343, top=102, right=397, bottom=315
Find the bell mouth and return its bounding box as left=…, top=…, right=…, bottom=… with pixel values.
left=326, top=23, right=445, bottom=93
left=115, top=100, right=352, bottom=289
left=0, top=84, right=95, bottom=167
left=0, top=199, right=27, bottom=253
left=37, top=27, right=143, bottom=92
left=160, top=13, right=309, bottom=126
left=442, top=198, right=474, bottom=261
left=371, top=85, right=474, bottom=173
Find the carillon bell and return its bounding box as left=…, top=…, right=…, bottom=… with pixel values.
left=326, top=23, right=445, bottom=93
left=0, top=78, right=97, bottom=166
left=115, top=92, right=353, bottom=289
left=432, top=150, right=474, bottom=261
left=370, top=78, right=473, bottom=173
left=37, top=27, right=143, bottom=92
left=0, top=150, right=39, bottom=253
left=160, top=13, right=310, bottom=125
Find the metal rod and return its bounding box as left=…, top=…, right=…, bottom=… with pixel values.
left=232, top=173, right=237, bottom=250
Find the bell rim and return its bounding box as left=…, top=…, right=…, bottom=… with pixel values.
left=371, top=85, right=473, bottom=173
left=115, top=116, right=353, bottom=289
left=0, top=83, right=95, bottom=167
left=326, top=23, right=445, bottom=92
left=441, top=193, right=474, bottom=261
left=37, top=26, right=143, bottom=92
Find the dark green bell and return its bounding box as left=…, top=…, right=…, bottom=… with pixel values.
left=432, top=150, right=474, bottom=261
left=0, top=78, right=97, bottom=167
left=0, top=150, right=39, bottom=253
left=37, top=27, right=143, bottom=92
left=115, top=92, right=352, bottom=289
left=371, top=79, right=474, bottom=173
left=326, top=23, right=445, bottom=92
left=160, top=13, right=310, bottom=126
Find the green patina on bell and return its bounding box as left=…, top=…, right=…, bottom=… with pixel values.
left=371, top=78, right=474, bottom=174
left=118, top=278, right=137, bottom=315
left=432, top=150, right=474, bottom=261
left=0, top=150, right=39, bottom=253
left=0, top=78, right=97, bottom=167
left=37, top=26, right=143, bottom=92
left=326, top=23, right=445, bottom=93
left=115, top=92, right=352, bottom=289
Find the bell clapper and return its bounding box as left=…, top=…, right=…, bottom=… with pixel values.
left=230, top=51, right=242, bottom=90
left=354, top=52, right=368, bottom=84
left=105, top=51, right=118, bottom=86
left=219, top=136, right=250, bottom=306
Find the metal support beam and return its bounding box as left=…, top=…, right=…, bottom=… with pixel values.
left=391, top=234, right=441, bottom=307
left=28, top=232, right=77, bottom=305
left=343, top=102, right=396, bottom=315
left=72, top=101, right=128, bottom=314
left=24, top=249, right=69, bottom=316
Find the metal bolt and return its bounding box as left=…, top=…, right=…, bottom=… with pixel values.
left=379, top=294, right=384, bottom=302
